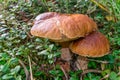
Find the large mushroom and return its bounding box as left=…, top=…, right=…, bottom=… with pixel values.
left=30, top=12, right=97, bottom=61
left=70, top=31, right=110, bottom=70
left=31, top=12, right=97, bottom=42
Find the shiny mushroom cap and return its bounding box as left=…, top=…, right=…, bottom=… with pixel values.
left=70, top=31, right=110, bottom=57
left=30, top=12, right=97, bottom=42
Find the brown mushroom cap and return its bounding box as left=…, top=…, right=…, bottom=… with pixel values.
left=34, top=12, right=58, bottom=23
left=70, top=31, right=110, bottom=57
left=30, top=12, right=97, bottom=42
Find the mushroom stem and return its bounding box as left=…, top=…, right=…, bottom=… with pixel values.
left=58, top=41, right=71, bottom=48
left=58, top=41, right=72, bottom=61
left=75, top=56, right=88, bottom=71
left=60, top=48, right=72, bottom=61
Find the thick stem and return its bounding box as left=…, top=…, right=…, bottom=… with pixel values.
left=58, top=41, right=71, bottom=48
left=60, top=48, right=72, bottom=61
left=56, top=41, right=72, bottom=61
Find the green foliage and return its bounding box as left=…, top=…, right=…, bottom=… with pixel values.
left=69, top=70, right=82, bottom=80
left=46, top=0, right=96, bottom=14
left=96, top=0, right=120, bottom=21
left=84, top=73, right=101, bottom=80
left=0, top=0, right=61, bottom=79
left=49, top=68, right=64, bottom=80
left=0, top=0, right=120, bottom=79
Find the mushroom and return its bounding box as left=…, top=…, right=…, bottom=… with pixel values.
left=30, top=12, right=97, bottom=61
left=69, top=31, right=110, bottom=70
left=31, top=12, right=97, bottom=42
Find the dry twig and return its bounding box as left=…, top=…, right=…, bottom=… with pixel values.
left=60, top=66, right=69, bottom=80
left=88, top=58, right=109, bottom=64
left=19, top=59, right=30, bottom=80
left=100, top=74, right=110, bottom=80
left=100, top=71, right=120, bottom=80
left=80, top=69, right=102, bottom=80
left=28, top=56, right=33, bottom=80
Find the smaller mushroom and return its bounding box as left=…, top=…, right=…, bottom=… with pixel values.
left=69, top=31, right=110, bottom=70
